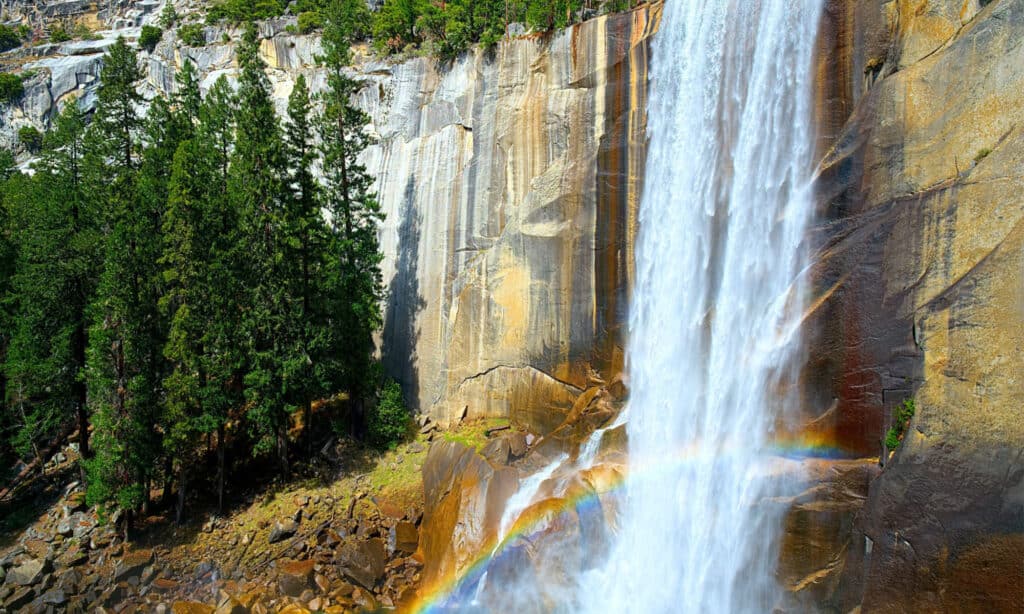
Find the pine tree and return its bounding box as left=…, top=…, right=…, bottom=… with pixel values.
left=3, top=105, right=99, bottom=468
left=319, top=4, right=385, bottom=435
left=230, top=24, right=292, bottom=474
left=281, top=74, right=334, bottom=452
left=84, top=39, right=166, bottom=527
left=161, top=67, right=243, bottom=518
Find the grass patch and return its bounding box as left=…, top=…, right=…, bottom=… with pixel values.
left=974, top=147, right=992, bottom=163
left=442, top=418, right=509, bottom=451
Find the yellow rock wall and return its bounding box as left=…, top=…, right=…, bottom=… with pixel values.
left=812, top=0, right=1024, bottom=609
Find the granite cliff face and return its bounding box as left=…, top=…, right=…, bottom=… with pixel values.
left=0, top=0, right=1020, bottom=609
left=814, top=0, right=1024, bottom=609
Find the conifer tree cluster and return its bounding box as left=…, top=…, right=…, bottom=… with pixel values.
left=0, top=9, right=395, bottom=531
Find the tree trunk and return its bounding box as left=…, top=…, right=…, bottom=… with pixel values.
left=304, top=398, right=313, bottom=456
left=217, top=423, right=226, bottom=514
left=175, top=464, right=187, bottom=525
left=277, top=427, right=289, bottom=479
left=161, top=455, right=174, bottom=506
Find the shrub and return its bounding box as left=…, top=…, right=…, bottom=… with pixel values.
left=50, top=25, right=71, bottom=43
left=158, top=3, right=178, bottom=28
left=206, top=0, right=285, bottom=23
left=368, top=379, right=410, bottom=448
left=18, top=125, right=42, bottom=152
left=885, top=398, right=916, bottom=451
left=974, top=147, right=992, bottom=164
left=177, top=23, right=206, bottom=47
left=0, top=24, right=21, bottom=52
left=71, top=22, right=99, bottom=40
left=297, top=11, right=324, bottom=34
left=139, top=25, right=162, bottom=53
left=0, top=73, right=24, bottom=104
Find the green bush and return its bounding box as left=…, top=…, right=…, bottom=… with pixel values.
left=0, top=73, right=24, bottom=104
left=177, top=23, right=206, bottom=47
left=158, top=3, right=178, bottom=28
left=297, top=11, right=324, bottom=34
left=50, top=25, right=71, bottom=43
left=139, top=25, right=162, bottom=53
left=0, top=24, right=22, bottom=52
left=207, top=0, right=285, bottom=23
left=885, top=398, right=916, bottom=451
left=18, top=125, right=43, bottom=152
left=368, top=379, right=410, bottom=448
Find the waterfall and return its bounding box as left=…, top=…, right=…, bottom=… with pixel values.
left=579, top=1, right=824, bottom=612
left=422, top=2, right=824, bottom=611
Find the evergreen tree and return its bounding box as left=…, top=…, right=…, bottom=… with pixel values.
left=3, top=105, right=99, bottom=468
left=319, top=4, right=385, bottom=435
left=0, top=149, right=14, bottom=465
left=230, top=24, right=292, bottom=474
left=281, top=74, right=334, bottom=452
left=84, top=39, right=165, bottom=526
left=161, top=69, right=242, bottom=518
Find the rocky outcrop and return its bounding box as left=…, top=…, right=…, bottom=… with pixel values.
left=813, top=0, right=1024, bottom=610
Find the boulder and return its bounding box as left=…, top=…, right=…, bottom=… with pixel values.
left=113, top=548, right=153, bottom=581
left=480, top=437, right=511, bottom=465
left=268, top=519, right=298, bottom=544
left=277, top=559, right=315, bottom=597
left=3, top=586, right=33, bottom=610
left=40, top=587, right=67, bottom=605
left=393, top=522, right=419, bottom=554
left=6, top=558, right=48, bottom=586
left=214, top=595, right=249, bottom=614
left=172, top=601, right=216, bottom=614
left=335, top=537, right=386, bottom=590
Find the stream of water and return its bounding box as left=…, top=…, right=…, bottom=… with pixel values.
left=427, top=2, right=824, bottom=611
left=577, top=1, right=824, bottom=611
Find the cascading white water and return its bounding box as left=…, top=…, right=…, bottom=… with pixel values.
left=431, top=3, right=824, bottom=611
left=578, top=1, right=823, bottom=612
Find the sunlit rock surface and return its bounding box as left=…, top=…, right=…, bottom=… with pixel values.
left=814, top=0, right=1024, bottom=610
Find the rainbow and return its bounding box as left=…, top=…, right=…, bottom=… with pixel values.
left=402, top=432, right=858, bottom=613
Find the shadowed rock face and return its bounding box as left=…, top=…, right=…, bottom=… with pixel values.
left=812, top=0, right=1024, bottom=610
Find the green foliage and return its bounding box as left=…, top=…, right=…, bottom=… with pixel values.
left=885, top=398, right=916, bottom=451
left=0, top=73, right=24, bottom=104
left=50, top=25, right=71, bottom=43
left=297, top=11, right=324, bottom=33
left=974, top=148, right=992, bottom=163
left=17, top=125, right=42, bottom=153
left=0, top=24, right=22, bottom=52
left=158, top=3, right=178, bottom=28
left=139, top=25, right=162, bottom=53
left=176, top=23, right=206, bottom=47
left=370, top=0, right=603, bottom=58
left=207, top=0, right=286, bottom=23
left=320, top=2, right=385, bottom=426
left=368, top=380, right=409, bottom=448
left=0, top=16, right=388, bottom=523
left=4, top=105, right=98, bottom=465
